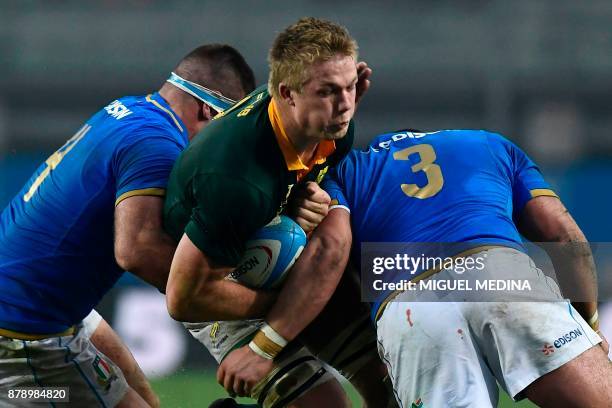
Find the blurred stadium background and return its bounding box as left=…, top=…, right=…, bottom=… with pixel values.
left=1, top=1, right=611, bottom=406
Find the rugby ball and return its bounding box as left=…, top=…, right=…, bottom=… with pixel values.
left=231, top=215, right=307, bottom=289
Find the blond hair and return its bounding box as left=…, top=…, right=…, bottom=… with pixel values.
left=268, top=17, right=358, bottom=98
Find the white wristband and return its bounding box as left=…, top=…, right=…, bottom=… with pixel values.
left=261, top=323, right=289, bottom=348
left=248, top=341, right=274, bottom=360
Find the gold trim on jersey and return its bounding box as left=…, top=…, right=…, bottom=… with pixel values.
left=146, top=95, right=184, bottom=132
left=374, top=244, right=508, bottom=322
left=0, top=326, right=75, bottom=340
left=213, top=91, right=262, bottom=119
left=530, top=189, right=558, bottom=199
left=115, top=188, right=166, bottom=206
left=267, top=100, right=336, bottom=180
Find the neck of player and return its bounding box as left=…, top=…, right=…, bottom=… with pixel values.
left=276, top=100, right=319, bottom=165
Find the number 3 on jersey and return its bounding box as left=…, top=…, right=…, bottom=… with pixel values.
left=393, top=144, right=444, bottom=199
left=23, top=124, right=91, bottom=202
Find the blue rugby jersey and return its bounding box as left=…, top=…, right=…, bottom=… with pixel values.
left=322, top=129, right=557, bottom=319
left=0, top=93, right=188, bottom=334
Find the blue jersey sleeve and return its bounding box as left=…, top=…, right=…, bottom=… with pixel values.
left=114, top=129, right=183, bottom=205
left=487, top=133, right=557, bottom=218
left=321, top=163, right=351, bottom=213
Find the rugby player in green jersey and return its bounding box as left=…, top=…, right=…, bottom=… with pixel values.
left=164, top=17, right=396, bottom=408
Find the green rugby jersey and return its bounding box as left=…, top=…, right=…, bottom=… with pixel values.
left=163, top=85, right=354, bottom=265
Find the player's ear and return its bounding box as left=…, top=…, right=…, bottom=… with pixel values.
left=199, top=102, right=215, bottom=122
left=278, top=83, right=295, bottom=107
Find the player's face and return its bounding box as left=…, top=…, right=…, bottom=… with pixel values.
left=292, top=55, right=357, bottom=142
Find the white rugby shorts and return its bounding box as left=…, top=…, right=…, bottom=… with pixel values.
left=376, top=247, right=601, bottom=408
left=0, top=310, right=128, bottom=407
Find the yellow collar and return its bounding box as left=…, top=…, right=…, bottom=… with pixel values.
left=268, top=100, right=336, bottom=176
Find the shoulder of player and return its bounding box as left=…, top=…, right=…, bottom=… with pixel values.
left=110, top=124, right=185, bottom=155
left=211, top=84, right=270, bottom=122
left=423, top=129, right=511, bottom=150
left=187, top=90, right=278, bottom=162
left=449, top=129, right=512, bottom=143
left=441, top=129, right=527, bottom=173
left=175, top=131, right=282, bottom=193
left=473, top=130, right=521, bottom=155
left=423, top=129, right=518, bottom=161
left=102, top=96, right=185, bottom=143
left=102, top=94, right=186, bottom=136
left=427, top=128, right=498, bottom=139
left=74, top=99, right=183, bottom=164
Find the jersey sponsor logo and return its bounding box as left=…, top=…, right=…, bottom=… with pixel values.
left=210, top=322, right=220, bottom=340
left=104, top=100, right=133, bottom=120
left=230, top=246, right=272, bottom=280
left=411, top=398, right=423, bottom=408
left=209, top=322, right=229, bottom=348
left=368, top=131, right=438, bottom=153
left=553, top=328, right=583, bottom=349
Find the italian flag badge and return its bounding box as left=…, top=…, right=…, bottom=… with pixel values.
left=93, top=355, right=115, bottom=389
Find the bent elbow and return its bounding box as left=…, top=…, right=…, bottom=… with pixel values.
left=166, top=288, right=190, bottom=322
left=115, top=245, right=141, bottom=273
left=166, top=282, right=217, bottom=322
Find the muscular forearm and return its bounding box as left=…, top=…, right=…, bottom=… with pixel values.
left=519, top=197, right=598, bottom=322
left=266, top=211, right=351, bottom=341
left=114, top=195, right=177, bottom=293
left=91, top=318, right=160, bottom=408
left=118, top=230, right=177, bottom=292
left=546, top=235, right=598, bottom=321
left=168, top=277, right=276, bottom=322
left=541, top=211, right=598, bottom=318
left=166, top=233, right=277, bottom=322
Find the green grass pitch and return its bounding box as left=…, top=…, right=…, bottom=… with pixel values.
left=151, top=370, right=536, bottom=407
